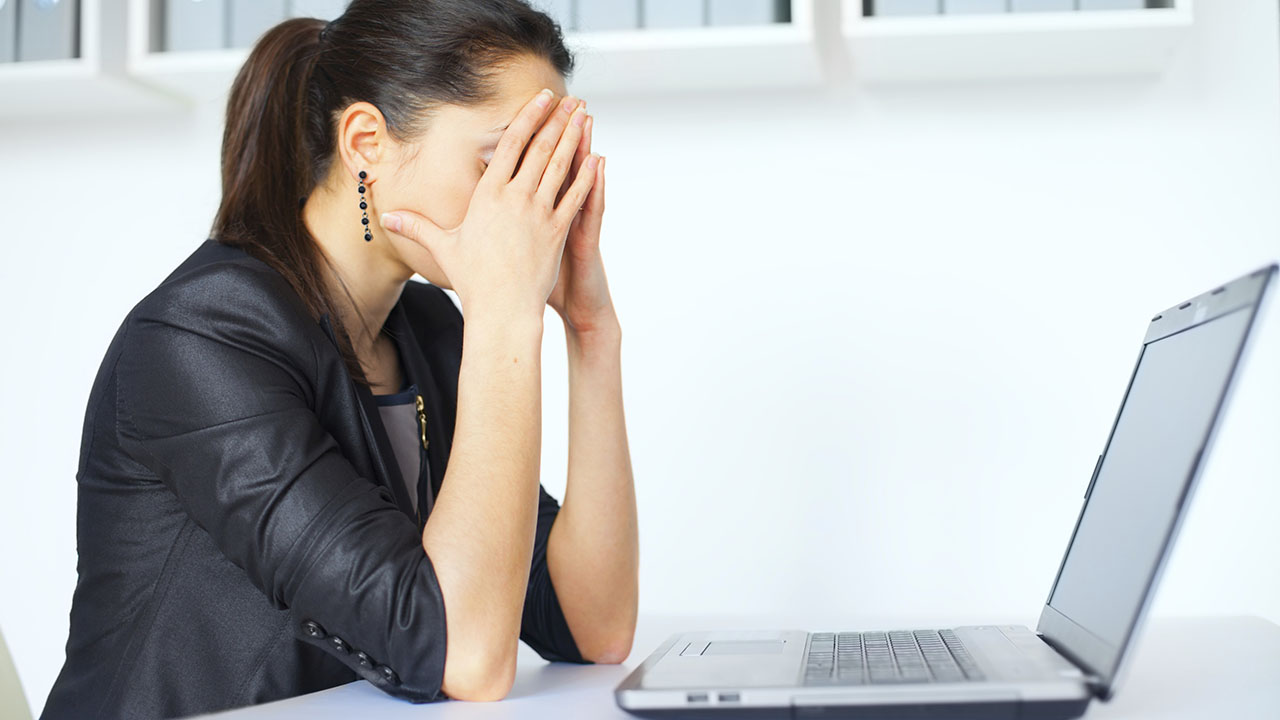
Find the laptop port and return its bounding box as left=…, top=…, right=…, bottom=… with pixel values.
left=718, top=692, right=741, bottom=702
left=686, top=692, right=708, bottom=703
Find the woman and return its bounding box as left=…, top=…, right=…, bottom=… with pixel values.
left=40, top=1, right=637, bottom=717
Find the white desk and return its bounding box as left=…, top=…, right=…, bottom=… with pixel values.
left=199, top=614, right=1280, bottom=719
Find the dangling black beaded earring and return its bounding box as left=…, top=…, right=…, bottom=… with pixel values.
left=358, top=170, right=372, bottom=242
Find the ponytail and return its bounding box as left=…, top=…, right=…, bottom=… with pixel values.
left=210, top=17, right=375, bottom=385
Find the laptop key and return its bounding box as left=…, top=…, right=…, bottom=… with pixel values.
left=803, top=629, right=984, bottom=686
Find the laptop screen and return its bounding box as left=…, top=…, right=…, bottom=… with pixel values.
left=1040, top=266, right=1273, bottom=697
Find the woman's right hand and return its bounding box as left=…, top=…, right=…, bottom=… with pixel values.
left=379, top=89, right=600, bottom=324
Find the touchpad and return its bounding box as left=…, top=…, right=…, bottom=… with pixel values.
left=702, top=640, right=785, bottom=656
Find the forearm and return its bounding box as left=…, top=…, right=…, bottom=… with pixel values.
left=422, top=313, right=544, bottom=700
left=547, top=323, right=638, bottom=663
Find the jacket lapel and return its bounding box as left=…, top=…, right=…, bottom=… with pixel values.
left=317, top=312, right=418, bottom=519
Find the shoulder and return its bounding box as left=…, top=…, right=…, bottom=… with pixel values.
left=118, top=240, right=322, bottom=381
left=128, top=240, right=318, bottom=343
left=132, top=240, right=314, bottom=327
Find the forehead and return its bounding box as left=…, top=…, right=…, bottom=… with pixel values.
left=488, top=54, right=568, bottom=111
left=436, top=54, right=567, bottom=136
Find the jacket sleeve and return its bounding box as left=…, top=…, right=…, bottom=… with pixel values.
left=519, top=485, right=589, bottom=664
left=113, top=264, right=449, bottom=703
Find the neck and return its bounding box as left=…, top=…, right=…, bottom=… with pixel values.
left=301, top=184, right=410, bottom=360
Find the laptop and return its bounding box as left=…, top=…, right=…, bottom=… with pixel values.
left=615, top=264, right=1277, bottom=720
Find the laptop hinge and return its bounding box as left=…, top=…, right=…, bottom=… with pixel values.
left=1035, top=630, right=1105, bottom=695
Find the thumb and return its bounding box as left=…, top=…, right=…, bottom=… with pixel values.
left=380, top=210, right=450, bottom=252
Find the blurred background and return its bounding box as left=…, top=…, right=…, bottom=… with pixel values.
left=1, top=0, right=1277, bottom=713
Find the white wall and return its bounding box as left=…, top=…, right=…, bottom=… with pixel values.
left=2, top=0, right=1278, bottom=712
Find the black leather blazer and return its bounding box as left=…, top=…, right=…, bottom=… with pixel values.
left=40, top=239, right=585, bottom=719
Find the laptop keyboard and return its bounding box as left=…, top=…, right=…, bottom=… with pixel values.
left=803, top=629, right=985, bottom=685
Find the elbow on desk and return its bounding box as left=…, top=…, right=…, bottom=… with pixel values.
left=441, top=647, right=518, bottom=702
left=577, top=622, right=637, bottom=665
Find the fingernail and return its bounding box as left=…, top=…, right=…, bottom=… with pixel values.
left=572, top=108, right=587, bottom=128
left=561, top=96, right=577, bottom=114
left=587, top=154, right=599, bottom=169
left=380, top=212, right=401, bottom=233
left=536, top=89, right=553, bottom=107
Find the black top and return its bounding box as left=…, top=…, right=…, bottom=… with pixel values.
left=40, top=239, right=586, bottom=719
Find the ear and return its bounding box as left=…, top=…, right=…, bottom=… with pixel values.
left=338, top=101, right=386, bottom=183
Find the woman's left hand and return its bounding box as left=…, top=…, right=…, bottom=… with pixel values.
left=548, top=103, right=618, bottom=338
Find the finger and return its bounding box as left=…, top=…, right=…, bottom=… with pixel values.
left=553, top=153, right=600, bottom=230
left=484, top=88, right=556, bottom=187
left=537, top=104, right=588, bottom=205
left=513, top=94, right=580, bottom=192
left=593, top=154, right=606, bottom=213
left=577, top=155, right=605, bottom=237
left=379, top=209, right=451, bottom=255
left=558, top=112, right=592, bottom=206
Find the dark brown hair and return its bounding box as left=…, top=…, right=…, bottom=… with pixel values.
left=210, top=0, right=574, bottom=387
